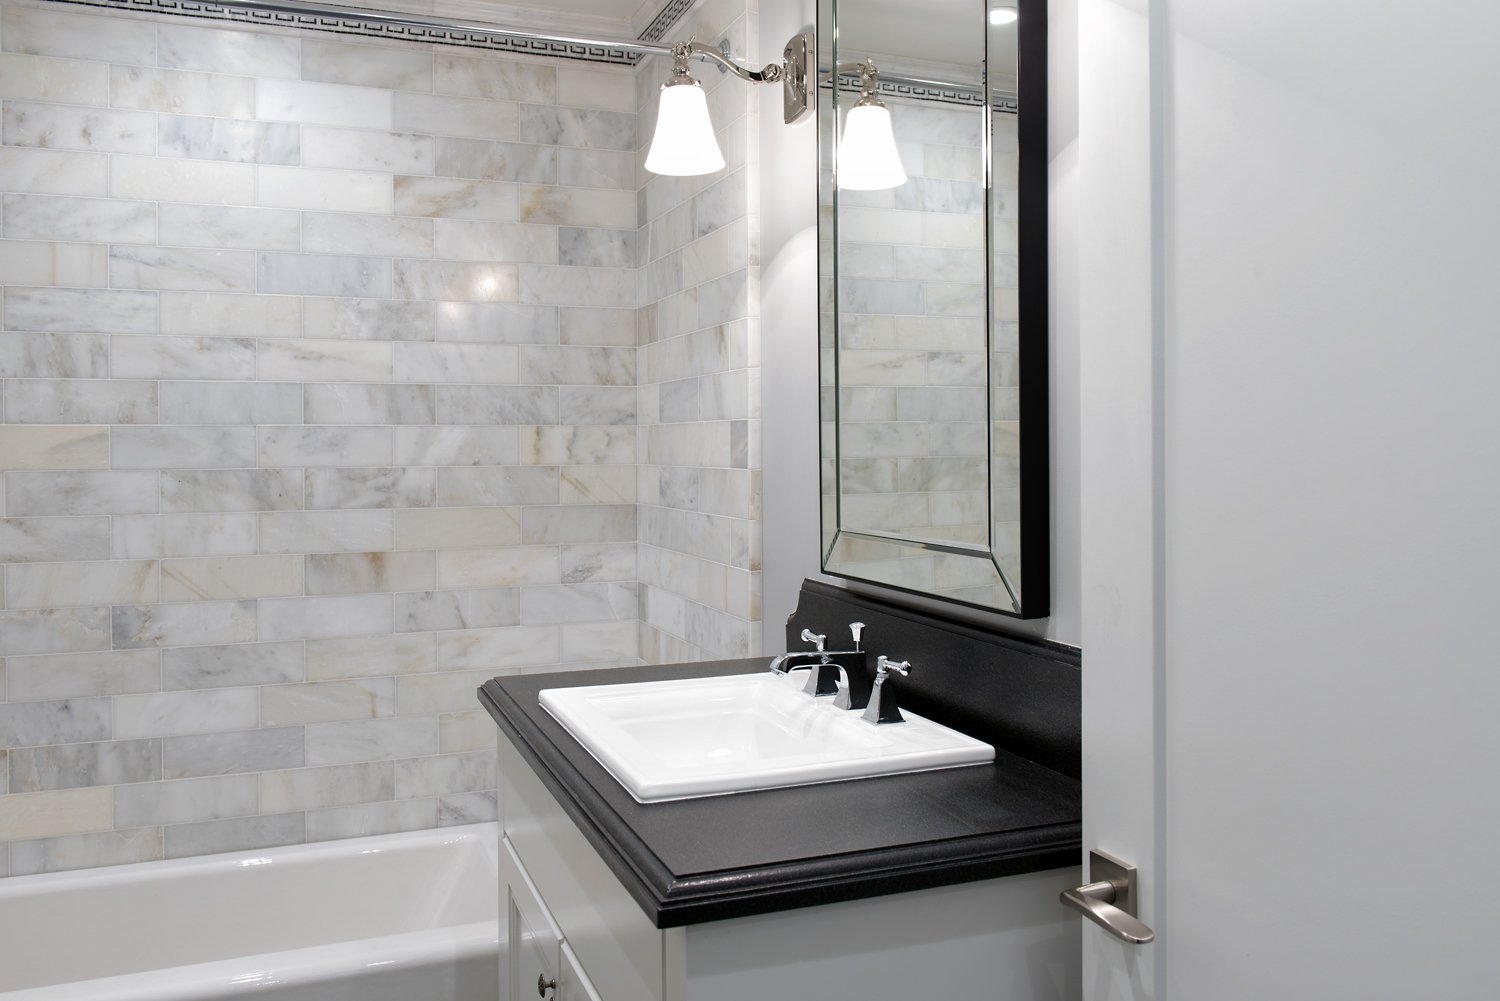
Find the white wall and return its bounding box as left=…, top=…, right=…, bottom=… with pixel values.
left=758, top=0, right=1081, bottom=650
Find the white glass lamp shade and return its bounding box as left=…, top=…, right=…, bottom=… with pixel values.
left=645, top=79, right=725, bottom=176
left=837, top=102, right=908, bottom=191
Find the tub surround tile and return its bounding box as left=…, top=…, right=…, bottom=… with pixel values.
left=305, top=797, right=436, bottom=841
left=392, top=426, right=519, bottom=467
left=5, top=560, right=158, bottom=610
left=432, top=626, right=557, bottom=671
left=394, top=507, right=520, bottom=550
left=302, top=298, right=435, bottom=341
left=304, top=551, right=435, bottom=595
left=163, top=812, right=305, bottom=858
left=260, top=761, right=395, bottom=812
left=255, top=78, right=393, bottom=130
left=0, top=606, right=111, bottom=656
left=162, top=728, right=304, bottom=779
left=439, top=791, right=498, bottom=826
left=0, top=517, right=112, bottom=564
left=2, top=102, right=154, bottom=155
left=10, top=739, right=162, bottom=793
left=112, top=513, right=259, bottom=559
left=302, top=40, right=433, bottom=91
left=0, top=240, right=109, bottom=288
left=161, top=555, right=303, bottom=601
left=0, top=698, right=113, bottom=749
left=0, top=148, right=109, bottom=197
left=157, top=23, right=298, bottom=77
left=258, top=593, right=394, bottom=642
left=162, top=469, right=302, bottom=513
left=114, top=774, right=258, bottom=828
left=258, top=509, right=394, bottom=554
left=306, top=717, right=438, bottom=766
left=261, top=678, right=396, bottom=725
left=115, top=688, right=259, bottom=739
left=304, top=634, right=435, bottom=681
left=438, top=711, right=498, bottom=754
left=162, top=641, right=304, bottom=690
left=160, top=382, right=302, bottom=425
left=0, top=786, right=113, bottom=841
left=158, top=115, right=301, bottom=166
left=4, top=286, right=156, bottom=333
left=2, top=6, right=156, bottom=65
left=8, top=827, right=163, bottom=875
left=5, top=649, right=159, bottom=702
left=0, top=424, right=108, bottom=470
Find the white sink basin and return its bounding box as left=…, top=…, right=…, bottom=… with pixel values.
left=538, top=671, right=994, bottom=803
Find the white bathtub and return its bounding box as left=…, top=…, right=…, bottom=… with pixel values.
left=0, top=823, right=499, bottom=1001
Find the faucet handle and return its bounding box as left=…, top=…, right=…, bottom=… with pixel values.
left=875, top=655, right=910, bottom=679
left=848, top=621, right=865, bottom=650
left=799, top=628, right=826, bottom=652
left=863, top=656, right=912, bottom=725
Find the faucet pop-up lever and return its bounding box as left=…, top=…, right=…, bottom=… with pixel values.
left=849, top=622, right=865, bottom=650
left=862, top=656, right=911, bottom=724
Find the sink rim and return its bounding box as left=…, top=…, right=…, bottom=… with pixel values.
left=539, top=671, right=995, bottom=803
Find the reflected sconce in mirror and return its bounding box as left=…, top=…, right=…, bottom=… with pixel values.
left=645, top=34, right=816, bottom=177
left=834, top=60, right=908, bottom=191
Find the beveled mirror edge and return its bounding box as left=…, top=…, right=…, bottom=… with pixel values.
left=815, top=0, right=1051, bottom=621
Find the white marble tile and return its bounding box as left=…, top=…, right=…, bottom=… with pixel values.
left=519, top=426, right=636, bottom=464
left=517, top=186, right=636, bottom=229
left=3, top=101, right=153, bottom=154
left=303, top=384, right=433, bottom=425
left=305, top=797, right=434, bottom=841
left=517, top=265, right=635, bottom=308
left=0, top=52, right=107, bottom=105
left=110, top=246, right=255, bottom=293
left=521, top=582, right=636, bottom=625
left=394, top=506, right=519, bottom=550
left=256, top=79, right=391, bottom=129
left=5, top=292, right=151, bottom=340
left=258, top=510, right=393, bottom=554
left=559, top=228, right=638, bottom=270
left=0, top=239, right=108, bottom=288
left=433, top=138, right=554, bottom=183
left=2, top=5, right=156, bottom=65
left=161, top=555, right=303, bottom=601
left=111, top=513, right=258, bottom=559
left=431, top=219, right=556, bottom=264
left=162, top=728, right=303, bottom=779
left=158, top=114, right=300, bottom=165
left=158, top=23, right=299, bottom=78
left=306, top=717, right=437, bottom=766
left=7, top=737, right=159, bottom=791
left=517, top=106, right=635, bottom=151
left=258, top=165, right=393, bottom=213
left=5, top=470, right=157, bottom=516
left=114, top=774, right=259, bottom=827
left=432, top=625, right=557, bottom=670
left=10, top=828, right=163, bottom=875
left=304, top=634, right=434, bottom=681
left=555, top=147, right=637, bottom=190
left=520, top=345, right=635, bottom=386
left=303, top=298, right=435, bottom=341
left=0, top=697, right=112, bottom=749
left=157, top=207, right=300, bottom=256
left=558, top=306, right=635, bottom=346
left=0, top=516, right=112, bottom=564
left=435, top=466, right=557, bottom=507
left=264, top=681, right=396, bottom=729
left=392, top=426, right=518, bottom=466
left=556, top=66, right=636, bottom=113
left=393, top=260, right=518, bottom=303
left=257, top=337, right=393, bottom=381
left=112, top=336, right=257, bottom=381
left=439, top=791, right=497, bottom=826
left=434, top=302, right=556, bottom=344
left=393, top=751, right=492, bottom=799
left=438, top=711, right=498, bottom=753
left=159, top=381, right=301, bottom=426
left=259, top=760, right=394, bottom=811
left=112, top=600, right=257, bottom=649
left=5, top=649, right=159, bottom=701
left=159, top=293, right=297, bottom=340
left=164, top=813, right=304, bottom=859
left=305, top=551, right=434, bottom=595
left=560, top=464, right=636, bottom=504
left=522, top=504, right=636, bottom=546
left=0, top=424, right=107, bottom=470
left=0, top=786, right=112, bottom=841
left=560, top=543, right=636, bottom=583
left=304, top=467, right=436, bottom=510
left=394, top=342, right=518, bottom=383
left=256, top=254, right=393, bottom=298
left=433, top=55, right=553, bottom=102
left=161, top=469, right=301, bottom=513
left=110, top=66, right=253, bottom=117
left=301, top=39, right=432, bottom=90
left=394, top=93, right=517, bottom=141
left=303, top=212, right=432, bottom=257
left=394, top=587, right=518, bottom=632
left=161, top=640, right=303, bottom=690
left=0, top=148, right=108, bottom=196
left=3, top=193, right=155, bottom=245
left=435, top=547, right=559, bottom=589
left=257, top=426, right=393, bottom=467
left=112, top=426, right=256, bottom=469
left=302, top=126, right=433, bottom=174
left=6, top=560, right=158, bottom=610
left=393, top=176, right=516, bottom=221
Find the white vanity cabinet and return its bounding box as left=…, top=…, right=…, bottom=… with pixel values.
left=496, top=729, right=1082, bottom=1001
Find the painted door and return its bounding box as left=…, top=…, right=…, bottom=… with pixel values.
left=1077, top=1, right=1500, bottom=997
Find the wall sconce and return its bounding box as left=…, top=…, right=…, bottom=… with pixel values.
left=988, top=5, right=1018, bottom=25
left=645, top=33, right=815, bottom=177
left=835, top=60, right=908, bottom=191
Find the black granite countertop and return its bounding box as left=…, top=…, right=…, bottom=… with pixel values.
left=479, top=656, right=1081, bottom=928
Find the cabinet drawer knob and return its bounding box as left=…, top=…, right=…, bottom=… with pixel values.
left=538, top=974, right=558, bottom=998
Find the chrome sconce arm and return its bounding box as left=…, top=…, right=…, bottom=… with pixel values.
left=667, top=33, right=815, bottom=126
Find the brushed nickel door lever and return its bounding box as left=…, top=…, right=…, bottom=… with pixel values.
left=1060, top=850, right=1155, bottom=944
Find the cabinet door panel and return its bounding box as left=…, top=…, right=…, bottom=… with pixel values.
left=499, top=729, right=665, bottom=1001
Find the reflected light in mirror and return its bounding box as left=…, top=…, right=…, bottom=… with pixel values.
left=838, top=99, right=907, bottom=190
left=645, top=79, right=725, bottom=176
left=988, top=6, right=1017, bottom=25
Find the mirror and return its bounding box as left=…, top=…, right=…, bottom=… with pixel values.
left=817, top=0, right=1047, bottom=617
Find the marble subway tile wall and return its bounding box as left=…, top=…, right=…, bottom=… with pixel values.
left=0, top=0, right=642, bottom=875
left=635, top=0, right=762, bottom=663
